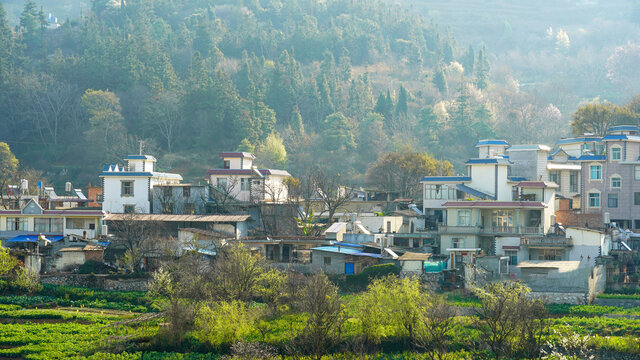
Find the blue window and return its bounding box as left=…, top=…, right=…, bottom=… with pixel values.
left=590, top=165, right=602, bottom=180
left=588, top=193, right=600, bottom=208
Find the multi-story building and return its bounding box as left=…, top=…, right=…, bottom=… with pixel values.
left=152, top=184, right=208, bottom=214
left=207, top=152, right=291, bottom=204
left=99, top=155, right=183, bottom=214
left=0, top=198, right=105, bottom=243
left=579, top=125, right=640, bottom=230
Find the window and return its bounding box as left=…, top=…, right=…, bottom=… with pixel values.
left=570, top=171, right=578, bottom=192
left=635, top=192, right=640, bottom=206
left=324, top=256, right=331, bottom=265
left=223, top=160, right=230, bottom=169
left=183, top=187, right=190, bottom=198
left=387, top=221, right=392, bottom=233
left=611, top=176, right=621, bottom=189
left=588, top=192, right=600, bottom=208
left=183, top=203, right=195, bottom=214
left=596, top=144, right=604, bottom=155
left=6, top=217, right=28, bottom=231
left=611, top=147, right=622, bottom=160
left=452, top=238, right=464, bottom=249
left=580, top=144, right=588, bottom=154
left=608, top=194, right=618, bottom=208
left=66, top=218, right=85, bottom=229
left=457, top=210, right=471, bottom=226
left=549, top=171, right=560, bottom=189
left=538, top=248, right=563, bottom=261
left=124, top=205, right=136, bottom=214
left=217, top=178, right=227, bottom=190
left=590, top=165, right=602, bottom=180
left=636, top=166, right=640, bottom=180
left=505, top=250, right=518, bottom=265
left=34, top=218, right=63, bottom=232
left=492, top=210, right=514, bottom=231
left=635, top=220, right=640, bottom=229
left=121, top=181, right=134, bottom=196
left=240, top=178, right=249, bottom=191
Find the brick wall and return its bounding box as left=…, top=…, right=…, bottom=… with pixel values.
left=556, top=209, right=603, bottom=228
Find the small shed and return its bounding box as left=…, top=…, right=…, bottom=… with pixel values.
left=398, top=252, right=432, bottom=274
left=55, top=247, right=86, bottom=269
left=311, top=244, right=381, bottom=275
left=325, top=222, right=347, bottom=242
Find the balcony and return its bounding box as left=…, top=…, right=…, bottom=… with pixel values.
left=438, top=224, right=544, bottom=235
left=521, top=236, right=572, bottom=247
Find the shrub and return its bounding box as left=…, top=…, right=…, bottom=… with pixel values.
left=193, top=301, right=256, bottom=349
left=79, top=260, right=115, bottom=274
left=344, top=264, right=401, bottom=291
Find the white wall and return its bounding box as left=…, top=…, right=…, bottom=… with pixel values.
left=359, top=216, right=403, bottom=233
left=102, top=177, right=150, bottom=213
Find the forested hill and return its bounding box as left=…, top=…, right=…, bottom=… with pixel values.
left=1, top=0, right=550, bottom=187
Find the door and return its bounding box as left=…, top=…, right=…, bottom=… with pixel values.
left=345, top=263, right=354, bottom=275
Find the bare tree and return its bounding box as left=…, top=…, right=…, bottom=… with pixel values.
left=293, top=273, right=346, bottom=359
left=285, top=174, right=322, bottom=236
left=312, top=168, right=353, bottom=226
left=155, top=185, right=180, bottom=214
left=107, top=211, right=173, bottom=271
left=414, top=295, right=457, bottom=360
left=206, top=176, right=241, bottom=213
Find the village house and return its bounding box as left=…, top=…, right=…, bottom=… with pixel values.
left=207, top=152, right=291, bottom=204
left=100, top=154, right=183, bottom=214
left=152, top=184, right=208, bottom=214
left=577, top=125, right=640, bottom=230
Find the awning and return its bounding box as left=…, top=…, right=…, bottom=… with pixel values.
left=7, top=234, right=64, bottom=243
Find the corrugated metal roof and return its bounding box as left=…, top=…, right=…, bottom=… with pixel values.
left=466, top=158, right=511, bottom=165
left=420, top=176, right=471, bottom=182
left=325, top=222, right=347, bottom=233
left=399, top=252, right=432, bottom=261
left=442, top=201, right=546, bottom=208
left=104, top=214, right=251, bottom=222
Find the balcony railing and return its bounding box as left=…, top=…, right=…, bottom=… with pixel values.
left=521, top=236, right=573, bottom=247
left=438, top=225, right=544, bottom=235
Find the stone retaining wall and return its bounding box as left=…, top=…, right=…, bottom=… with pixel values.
left=40, top=274, right=149, bottom=291
left=527, top=292, right=588, bottom=304
left=594, top=297, right=640, bottom=308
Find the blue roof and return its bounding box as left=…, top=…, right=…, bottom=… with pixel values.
left=421, top=176, right=471, bottom=182
left=456, top=184, right=496, bottom=200
left=123, top=155, right=156, bottom=160
left=556, top=137, right=602, bottom=145
left=476, top=140, right=509, bottom=147
left=8, top=235, right=64, bottom=243
left=331, top=242, right=364, bottom=248
left=351, top=252, right=383, bottom=258
left=311, top=246, right=362, bottom=255
left=99, top=172, right=154, bottom=177
left=465, top=158, right=511, bottom=165
left=609, top=125, right=639, bottom=132
left=577, top=155, right=606, bottom=161
left=602, top=134, right=628, bottom=141
left=507, top=176, right=527, bottom=182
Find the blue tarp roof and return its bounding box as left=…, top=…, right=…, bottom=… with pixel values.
left=456, top=184, right=496, bottom=200
left=420, top=176, right=471, bottom=182
left=476, top=140, right=508, bottom=146
left=8, top=235, right=64, bottom=243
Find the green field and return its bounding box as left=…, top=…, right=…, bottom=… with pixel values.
left=0, top=285, right=639, bottom=359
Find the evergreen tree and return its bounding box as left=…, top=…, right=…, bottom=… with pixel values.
left=475, top=45, right=490, bottom=90
left=18, top=0, right=45, bottom=57
left=432, top=64, right=448, bottom=95
left=290, top=105, right=304, bottom=134
left=323, top=112, right=356, bottom=152
left=395, top=85, right=408, bottom=116
left=236, top=138, right=255, bottom=153
left=462, top=45, right=474, bottom=75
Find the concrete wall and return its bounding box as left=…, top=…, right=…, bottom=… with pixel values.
left=102, top=176, right=150, bottom=213
left=54, top=250, right=85, bottom=270
left=311, top=251, right=347, bottom=274
left=588, top=265, right=607, bottom=302
left=359, top=216, right=403, bottom=234
left=40, top=274, right=149, bottom=291
left=520, top=266, right=591, bottom=293
left=152, top=186, right=208, bottom=214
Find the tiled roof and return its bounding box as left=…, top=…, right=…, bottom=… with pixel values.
left=207, top=169, right=291, bottom=176
left=123, top=155, right=156, bottom=160
left=608, top=125, right=639, bottom=132
left=465, top=158, right=511, bottom=165
left=517, top=181, right=560, bottom=189
left=219, top=152, right=255, bottom=159
left=420, top=176, right=471, bottom=182
left=442, top=201, right=546, bottom=208
left=476, top=139, right=509, bottom=146
left=576, top=155, right=606, bottom=161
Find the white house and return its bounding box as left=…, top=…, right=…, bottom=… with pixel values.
left=99, top=155, right=183, bottom=214
left=207, top=152, right=291, bottom=204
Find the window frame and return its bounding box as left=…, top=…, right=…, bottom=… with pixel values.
left=121, top=181, right=134, bottom=197
left=588, top=192, right=600, bottom=208
left=456, top=210, right=472, bottom=226
left=634, top=192, right=640, bottom=206
left=610, top=176, right=621, bottom=189
left=608, top=193, right=618, bottom=208
left=240, top=178, right=249, bottom=191
left=611, top=146, right=622, bottom=161
left=569, top=171, right=578, bottom=193
left=590, top=165, right=602, bottom=181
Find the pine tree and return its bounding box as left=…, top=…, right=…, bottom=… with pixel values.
left=236, top=138, right=255, bottom=153
left=433, top=64, right=448, bottom=95
left=475, top=45, right=490, bottom=90
left=395, top=85, right=408, bottom=116
left=290, top=105, right=304, bottom=134
left=462, top=45, right=474, bottom=75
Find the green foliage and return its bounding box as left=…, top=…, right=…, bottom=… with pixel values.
left=343, top=264, right=402, bottom=291
left=78, top=260, right=114, bottom=275
left=193, top=301, right=256, bottom=349
left=570, top=100, right=638, bottom=136
left=598, top=292, right=640, bottom=300
left=0, top=246, right=18, bottom=276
